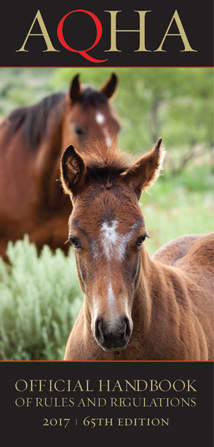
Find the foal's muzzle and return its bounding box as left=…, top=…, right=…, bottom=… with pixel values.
left=95, top=316, right=132, bottom=351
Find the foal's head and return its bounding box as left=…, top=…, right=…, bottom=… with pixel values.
left=61, top=139, right=165, bottom=352
left=62, top=73, right=120, bottom=152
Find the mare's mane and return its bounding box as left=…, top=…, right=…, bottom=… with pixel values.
left=2, top=86, right=109, bottom=152
left=4, top=92, right=65, bottom=150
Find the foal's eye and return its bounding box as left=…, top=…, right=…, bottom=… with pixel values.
left=69, top=236, right=81, bottom=250
left=136, top=233, right=149, bottom=248
left=75, top=125, right=85, bottom=137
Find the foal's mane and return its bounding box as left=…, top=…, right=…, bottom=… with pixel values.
left=2, top=86, right=109, bottom=152
left=82, top=143, right=132, bottom=185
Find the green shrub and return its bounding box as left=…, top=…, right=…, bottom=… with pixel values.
left=0, top=237, right=83, bottom=360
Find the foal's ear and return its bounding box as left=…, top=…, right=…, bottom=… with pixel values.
left=124, top=138, right=165, bottom=199
left=68, top=74, right=82, bottom=104
left=100, top=73, right=118, bottom=99
left=60, top=145, right=86, bottom=196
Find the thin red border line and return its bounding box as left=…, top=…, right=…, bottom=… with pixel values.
left=0, top=360, right=213, bottom=363
left=1, top=66, right=214, bottom=69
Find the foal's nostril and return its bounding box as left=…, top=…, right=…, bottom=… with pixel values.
left=95, top=315, right=132, bottom=351
left=95, top=318, right=105, bottom=344
left=123, top=317, right=131, bottom=340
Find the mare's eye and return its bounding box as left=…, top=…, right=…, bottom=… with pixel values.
left=136, top=233, right=149, bottom=248
left=75, top=125, right=85, bottom=136
left=69, top=236, right=81, bottom=250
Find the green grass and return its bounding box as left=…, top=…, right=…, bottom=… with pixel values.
left=143, top=190, right=213, bottom=255
left=141, top=164, right=213, bottom=254
left=0, top=238, right=82, bottom=360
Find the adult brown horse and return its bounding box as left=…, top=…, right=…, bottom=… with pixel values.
left=0, top=73, right=120, bottom=259
left=60, top=140, right=214, bottom=360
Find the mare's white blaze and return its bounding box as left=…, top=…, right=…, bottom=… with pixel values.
left=100, top=220, right=139, bottom=260
left=95, top=111, right=112, bottom=148
left=106, top=137, right=111, bottom=147
left=103, top=128, right=112, bottom=148
left=96, top=112, right=105, bottom=124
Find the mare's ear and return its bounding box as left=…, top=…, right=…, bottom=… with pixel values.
left=123, top=138, right=165, bottom=199
left=60, top=145, right=86, bottom=196
left=68, top=74, right=82, bottom=104
left=100, top=73, right=118, bottom=99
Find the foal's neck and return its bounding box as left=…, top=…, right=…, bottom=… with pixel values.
left=132, top=248, right=155, bottom=336
left=131, top=247, right=179, bottom=358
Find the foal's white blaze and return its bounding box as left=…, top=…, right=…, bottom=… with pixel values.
left=106, top=281, right=130, bottom=330
left=107, top=282, right=116, bottom=305
left=101, top=220, right=118, bottom=259
left=96, top=112, right=105, bottom=124
left=106, top=281, right=123, bottom=329
left=107, top=282, right=117, bottom=317
left=100, top=220, right=139, bottom=260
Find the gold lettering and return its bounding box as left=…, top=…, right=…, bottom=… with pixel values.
left=73, top=380, right=84, bottom=392
left=16, top=10, right=59, bottom=52
left=15, top=379, right=28, bottom=392
left=105, top=10, right=151, bottom=52
left=154, top=10, right=197, bottom=52
left=112, top=380, right=123, bottom=392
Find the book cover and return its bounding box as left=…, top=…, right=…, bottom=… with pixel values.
left=0, top=1, right=213, bottom=444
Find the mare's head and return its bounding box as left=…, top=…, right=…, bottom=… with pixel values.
left=60, top=139, right=165, bottom=352
left=63, top=73, right=120, bottom=152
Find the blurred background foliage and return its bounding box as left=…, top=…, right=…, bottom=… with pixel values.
left=1, top=67, right=213, bottom=165
left=0, top=67, right=213, bottom=359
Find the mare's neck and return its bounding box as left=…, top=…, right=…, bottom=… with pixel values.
left=34, top=98, right=66, bottom=208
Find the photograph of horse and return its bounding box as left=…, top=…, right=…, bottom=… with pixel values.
left=0, top=73, right=120, bottom=259
left=60, top=140, right=214, bottom=360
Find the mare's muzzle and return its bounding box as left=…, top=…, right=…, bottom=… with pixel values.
left=95, top=316, right=132, bottom=351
